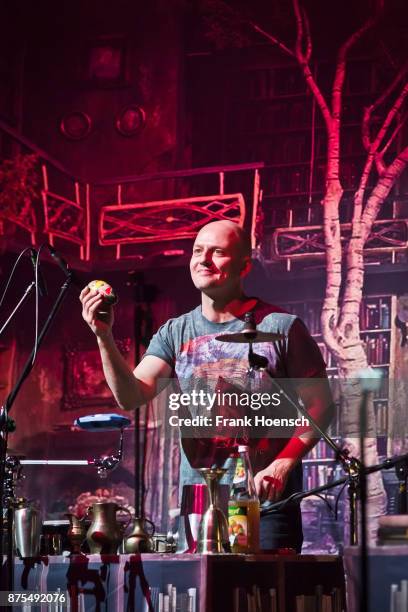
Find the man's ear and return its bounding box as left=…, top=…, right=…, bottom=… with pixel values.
left=240, top=257, right=252, bottom=278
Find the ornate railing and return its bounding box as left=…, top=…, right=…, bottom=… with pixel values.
left=269, top=219, right=408, bottom=261
left=0, top=120, right=90, bottom=260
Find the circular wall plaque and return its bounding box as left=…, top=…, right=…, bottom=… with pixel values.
left=115, top=105, right=146, bottom=136
left=60, top=111, right=92, bottom=140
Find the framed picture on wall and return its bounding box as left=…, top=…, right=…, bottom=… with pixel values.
left=62, top=338, right=131, bottom=410
left=83, top=36, right=129, bottom=88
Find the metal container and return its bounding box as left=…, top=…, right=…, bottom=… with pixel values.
left=39, top=533, right=62, bottom=556
left=14, top=504, right=41, bottom=558
left=65, top=514, right=87, bottom=554
left=152, top=533, right=176, bottom=553
left=196, top=468, right=230, bottom=554
left=123, top=517, right=155, bottom=553
left=86, top=502, right=132, bottom=554
left=177, top=482, right=229, bottom=553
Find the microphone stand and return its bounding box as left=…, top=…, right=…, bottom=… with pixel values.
left=261, top=450, right=408, bottom=515
left=247, top=343, right=363, bottom=546
left=0, top=282, right=36, bottom=339
left=396, top=459, right=408, bottom=513
left=0, top=272, right=75, bottom=594
left=5, top=426, right=126, bottom=490
left=129, top=272, right=157, bottom=521
left=246, top=313, right=381, bottom=612
left=358, top=383, right=374, bottom=612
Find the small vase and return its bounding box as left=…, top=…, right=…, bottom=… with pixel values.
left=196, top=468, right=231, bottom=554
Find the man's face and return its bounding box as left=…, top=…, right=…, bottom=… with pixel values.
left=190, top=223, right=249, bottom=294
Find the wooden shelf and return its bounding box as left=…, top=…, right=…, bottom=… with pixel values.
left=8, top=553, right=346, bottom=612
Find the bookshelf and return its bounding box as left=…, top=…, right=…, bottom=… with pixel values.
left=280, top=294, right=397, bottom=552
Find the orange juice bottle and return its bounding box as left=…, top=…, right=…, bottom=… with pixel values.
left=228, top=445, right=260, bottom=553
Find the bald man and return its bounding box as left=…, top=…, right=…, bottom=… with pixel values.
left=80, top=220, right=333, bottom=552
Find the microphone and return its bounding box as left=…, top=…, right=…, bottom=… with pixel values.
left=45, top=244, right=81, bottom=288
left=47, top=244, right=70, bottom=278
left=29, top=249, right=48, bottom=297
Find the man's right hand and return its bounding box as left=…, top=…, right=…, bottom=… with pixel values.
left=80, top=287, right=114, bottom=338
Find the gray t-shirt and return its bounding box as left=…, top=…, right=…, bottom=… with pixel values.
left=144, top=300, right=326, bottom=496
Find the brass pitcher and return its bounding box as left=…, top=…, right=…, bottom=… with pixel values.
left=65, top=513, right=87, bottom=554
left=124, top=517, right=155, bottom=553
left=86, top=502, right=132, bottom=554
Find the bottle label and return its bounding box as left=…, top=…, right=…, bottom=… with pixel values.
left=228, top=503, right=248, bottom=547
left=233, top=458, right=246, bottom=484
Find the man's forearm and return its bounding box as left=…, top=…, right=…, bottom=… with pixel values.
left=97, top=333, right=146, bottom=410
left=275, top=435, right=321, bottom=465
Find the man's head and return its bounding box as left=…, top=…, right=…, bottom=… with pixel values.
left=190, top=220, right=252, bottom=297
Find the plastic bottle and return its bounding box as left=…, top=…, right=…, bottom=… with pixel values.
left=228, top=445, right=260, bottom=553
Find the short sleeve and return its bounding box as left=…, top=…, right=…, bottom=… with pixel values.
left=286, top=318, right=327, bottom=379
left=143, top=320, right=175, bottom=368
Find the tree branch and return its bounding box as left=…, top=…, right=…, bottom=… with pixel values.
left=380, top=110, right=408, bottom=157
left=369, top=81, right=408, bottom=156
left=248, top=4, right=332, bottom=130
left=362, top=106, right=372, bottom=152
left=290, top=0, right=332, bottom=129
left=293, top=0, right=304, bottom=60
left=249, top=21, right=295, bottom=58
left=356, top=73, right=408, bottom=221
left=361, top=144, right=408, bottom=241
left=371, top=60, right=408, bottom=114
left=361, top=62, right=408, bottom=155
left=302, top=7, right=312, bottom=63
left=374, top=151, right=387, bottom=176
left=332, top=10, right=381, bottom=121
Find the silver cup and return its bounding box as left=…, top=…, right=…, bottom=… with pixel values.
left=177, top=483, right=229, bottom=553
left=14, top=504, right=41, bottom=558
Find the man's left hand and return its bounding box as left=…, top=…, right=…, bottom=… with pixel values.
left=254, top=457, right=297, bottom=502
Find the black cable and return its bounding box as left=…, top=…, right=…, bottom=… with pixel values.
left=0, top=247, right=33, bottom=310
left=313, top=492, right=334, bottom=515
left=32, top=250, right=40, bottom=366
left=31, top=244, right=48, bottom=366
left=334, top=481, right=347, bottom=521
